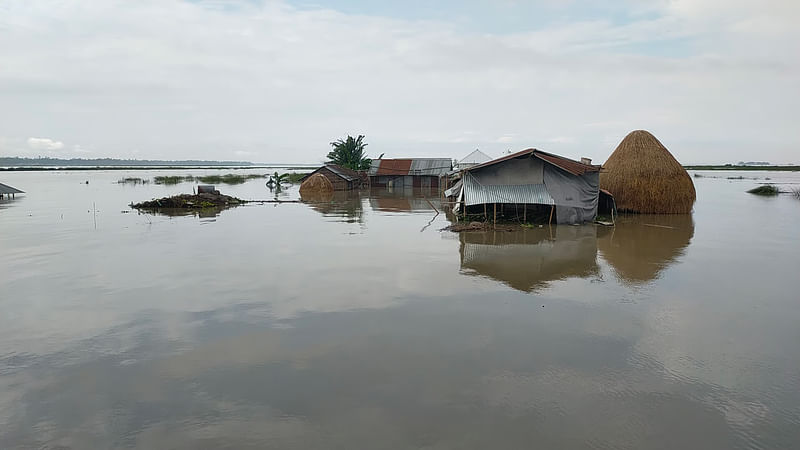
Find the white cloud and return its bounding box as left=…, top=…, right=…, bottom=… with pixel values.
left=27, top=137, right=64, bottom=151
left=496, top=135, right=516, bottom=144
left=0, top=0, right=797, bottom=164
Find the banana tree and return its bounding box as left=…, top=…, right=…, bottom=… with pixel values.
left=266, top=171, right=291, bottom=192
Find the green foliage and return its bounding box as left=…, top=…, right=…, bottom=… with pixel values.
left=195, top=174, right=265, bottom=184
left=153, top=175, right=190, bottom=185
left=327, top=135, right=371, bottom=171
left=747, top=184, right=779, bottom=196
left=153, top=174, right=267, bottom=185
left=266, top=171, right=293, bottom=192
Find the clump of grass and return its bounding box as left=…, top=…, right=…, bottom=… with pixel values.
left=153, top=175, right=194, bottom=185
left=117, top=177, right=149, bottom=185
left=747, top=184, right=779, bottom=196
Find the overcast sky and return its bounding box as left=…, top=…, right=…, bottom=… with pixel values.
left=1, top=0, right=798, bottom=164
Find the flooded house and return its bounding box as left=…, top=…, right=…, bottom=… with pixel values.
left=0, top=182, right=24, bottom=199
left=368, top=158, right=452, bottom=190
left=299, top=164, right=363, bottom=194
left=447, top=149, right=603, bottom=225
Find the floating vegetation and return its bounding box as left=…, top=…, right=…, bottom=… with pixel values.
left=195, top=174, right=266, bottom=184
left=792, top=187, right=800, bottom=200
left=117, top=177, right=149, bottom=185
left=747, top=185, right=780, bottom=196
left=727, top=176, right=745, bottom=180
left=693, top=173, right=704, bottom=178
left=151, top=173, right=275, bottom=185
left=153, top=175, right=191, bottom=185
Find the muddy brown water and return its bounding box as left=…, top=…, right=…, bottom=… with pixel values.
left=1, top=169, right=799, bottom=449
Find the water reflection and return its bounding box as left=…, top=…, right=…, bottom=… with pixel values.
left=598, top=214, right=694, bottom=285
left=459, top=226, right=600, bottom=292
left=134, top=206, right=235, bottom=219
left=368, top=190, right=441, bottom=213
left=300, top=190, right=364, bottom=223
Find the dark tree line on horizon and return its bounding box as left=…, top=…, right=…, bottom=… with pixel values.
left=0, top=157, right=255, bottom=167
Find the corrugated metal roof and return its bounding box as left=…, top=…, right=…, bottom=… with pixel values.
left=0, top=182, right=24, bottom=194
left=409, top=159, right=451, bottom=176
left=465, top=148, right=599, bottom=176
left=369, top=158, right=451, bottom=176
left=325, top=164, right=361, bottom=181
left=534, top=150, right=600, bottom=176
left=370, top=159, right=412, bottom=176
left=303, top=164, right=361, bottom=182
left=463, top=175, right=553, bottom=206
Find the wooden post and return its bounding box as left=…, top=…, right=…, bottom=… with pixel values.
left=523, top=204, right=526, bottom=223
left=548, top=205, right=554, bottom=225
left=493, top=203, right=497, bottom=225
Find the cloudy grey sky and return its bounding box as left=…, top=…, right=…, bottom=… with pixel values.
left=1, top=0, right=798, bottom=164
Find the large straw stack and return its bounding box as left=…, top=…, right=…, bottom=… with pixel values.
left=299, top=173, right=334, bottom=196
left=600, top=130, right=696, bottom=213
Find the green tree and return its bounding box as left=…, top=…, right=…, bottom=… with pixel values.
left=327, top=135, right=371, bottom=171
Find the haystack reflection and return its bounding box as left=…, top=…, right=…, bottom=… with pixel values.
left=300, top=190, right=364, bottom=223
left=598, top=214, right=694, bottom=285
left=459, top=226, right=599, bottom=292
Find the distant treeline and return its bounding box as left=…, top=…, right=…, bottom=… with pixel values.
left=0, top=157, right=254, bottom=167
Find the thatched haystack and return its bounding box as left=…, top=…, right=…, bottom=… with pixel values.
left=299, top=173, right=334, bottom=196
left=600, top=130, right=696, bottom=213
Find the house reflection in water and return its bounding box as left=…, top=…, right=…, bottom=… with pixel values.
left=598, top=214, right=695, bottom=285
left=368, top=190, right=442, bottom=214
left=300, top=190, right=364, bottom=223
left=459, top=226, right=600, bottom=293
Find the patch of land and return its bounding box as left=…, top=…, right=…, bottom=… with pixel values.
left=131, top=193, right=243, bottom=210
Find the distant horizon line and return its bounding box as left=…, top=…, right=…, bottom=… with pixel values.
left=1, top=156, right=797, bottom=170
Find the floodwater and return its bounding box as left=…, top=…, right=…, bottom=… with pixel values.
left=1, top=169, right=799, bottom=449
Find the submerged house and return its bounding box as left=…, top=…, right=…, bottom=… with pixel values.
left=448, top=149, right=603, bottom=224
left=0, top=182, right=24, bottom=199
left=368, top=158, right=452, bottom=189
left=299, top=164, right=363, bottom=193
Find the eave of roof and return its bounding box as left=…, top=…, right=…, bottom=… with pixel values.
left=464, top=148, right=600, bottom=176
left=0, top=182, right=24, bottom=194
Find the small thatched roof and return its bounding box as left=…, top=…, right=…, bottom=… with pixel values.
left=600, top=130, right=696, bottom=214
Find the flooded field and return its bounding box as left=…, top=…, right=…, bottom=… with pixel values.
left=1, top=169, right=799, bottom=449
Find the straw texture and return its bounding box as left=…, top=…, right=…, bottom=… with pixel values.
left=299, top=173, right=334, bottom=195
left=600, top=130, right=696, bottom=213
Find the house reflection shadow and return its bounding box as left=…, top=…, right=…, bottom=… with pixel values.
left=300, top=190, right=364, bottom=223
left=459, top=226, right=600, bottom=293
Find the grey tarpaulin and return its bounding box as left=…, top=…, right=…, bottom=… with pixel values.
left=543, top=164, right=599, bottom=224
